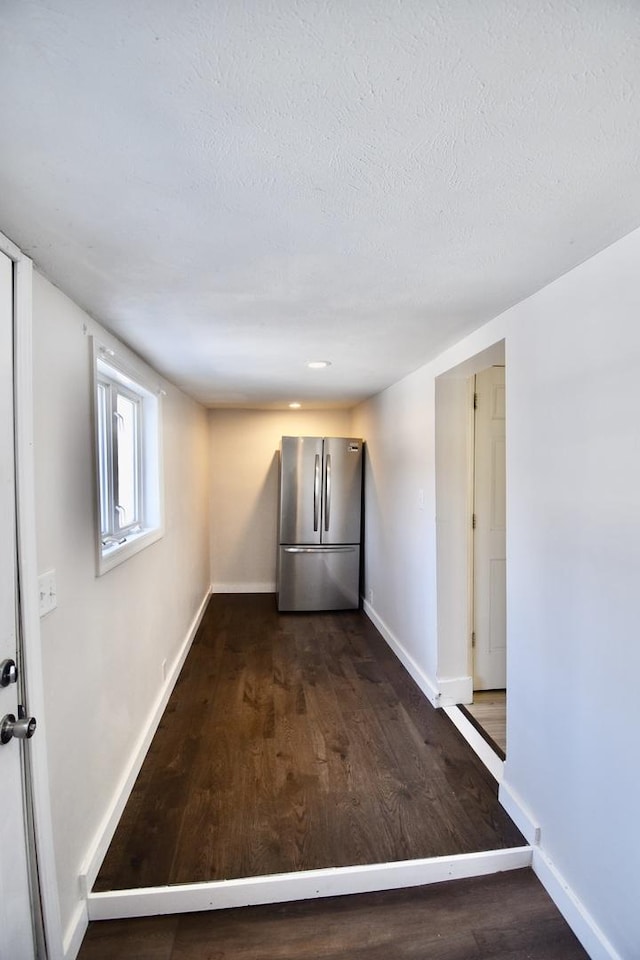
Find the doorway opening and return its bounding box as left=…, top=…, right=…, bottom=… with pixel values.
left=434, top=342, right=507, bottom=767
left=463, top=365, right=506, bottom=757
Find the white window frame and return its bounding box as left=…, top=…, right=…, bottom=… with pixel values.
left=92, top=337, right=164, bottom=575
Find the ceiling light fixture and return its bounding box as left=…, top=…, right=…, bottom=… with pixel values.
left=306, top=360, right=331, bottom=369
left=289, top=402, right=301, bottom=409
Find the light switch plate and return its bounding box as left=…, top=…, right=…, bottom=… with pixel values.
left=38, top=569, right=57, bottom=617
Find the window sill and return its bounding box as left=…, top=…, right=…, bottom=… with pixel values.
left=97, top=526, right=164, bottom=576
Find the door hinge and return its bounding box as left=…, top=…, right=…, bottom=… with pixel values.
left=472, top=513, right=476, bottom=529
left=473, top=392, right=478, bottom=409
left=471, top=632, right=476, bottom=648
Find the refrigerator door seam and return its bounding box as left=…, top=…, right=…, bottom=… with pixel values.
left=324, top=453, right=331, bottom=534
left=313, top=453, right=320, bottom=532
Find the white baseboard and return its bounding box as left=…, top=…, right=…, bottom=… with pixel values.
left=62, top=902, right=87, bottom=960
left=78, top=587, right=211, bottom=896
left=500, top=783, right=624, bottom=958
left=87, top=846, right=532, bottom=920
left=211, top=582, right=276, bottom=593
left=442, top=705, right=504, bottom=783
left=437, top=675, right=473, bottom=706
left=362, top=599, right=440, bottom=707
left=532, top=848, right=624, bottom=960
left=498, top=779, right=541, bottom=846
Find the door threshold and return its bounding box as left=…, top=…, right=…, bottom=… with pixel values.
left=457, top=703, right=506, bottom=761
left=86, top=847, right=532, bottom=921
left=442, top=705, right=505, bottom=782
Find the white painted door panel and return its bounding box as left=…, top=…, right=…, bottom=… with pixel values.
left=473, top=366, right=506, bottom=690
left=0, top=250, right=35, bottom=958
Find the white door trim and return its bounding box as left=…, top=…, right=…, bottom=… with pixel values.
left=2, top=230, right=65, bottom=959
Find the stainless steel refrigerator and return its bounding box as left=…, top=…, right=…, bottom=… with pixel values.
left=277, top=436, right=363, bottom=612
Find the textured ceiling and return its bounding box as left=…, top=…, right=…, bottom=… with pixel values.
left=1, top=1, right=640, bottom=408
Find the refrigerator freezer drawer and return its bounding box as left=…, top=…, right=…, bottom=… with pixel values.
left=277, top=545, right=360, bottom=612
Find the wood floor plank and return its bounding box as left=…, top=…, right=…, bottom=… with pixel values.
left=94, top=595, right=524, bottom=892
left=79, top=870, right=588, bottom=960
left=77, top=915, right=178, bottom=960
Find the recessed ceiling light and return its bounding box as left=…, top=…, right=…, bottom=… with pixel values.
left=306, top=360, right=331, bottom=369
left=289, top=402, right=301, bottom=409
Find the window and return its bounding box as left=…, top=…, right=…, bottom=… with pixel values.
left=93, top=339, right=163, bottom=574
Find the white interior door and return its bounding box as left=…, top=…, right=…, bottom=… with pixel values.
left=0, top=249, right=36, bottom=957
left=473, top=365, right=506, bottom=690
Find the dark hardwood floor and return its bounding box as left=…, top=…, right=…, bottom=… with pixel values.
left=80, top=869, right=588, bottom=959
left=95, top=594, right=524, bottom=891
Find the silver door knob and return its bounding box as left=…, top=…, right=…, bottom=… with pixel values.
left=0, top=713, right=37, bottom=745
left=0, top=659, right=17, bottom=687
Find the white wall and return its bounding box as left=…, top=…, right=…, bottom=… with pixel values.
left=434, top=375, right=472, bottom=692
left=32, top=273, right=211, bottom=948
left=504, top=236, right=640, bottom=959
left=353, top=230, right=640, bottom=957
left=354, top=372, right=439, bottom=687
left=209, top=409, right=354, bottom=591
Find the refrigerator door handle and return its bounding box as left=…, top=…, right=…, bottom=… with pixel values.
left=283, top=546, right=355, bottom=554
left=324, top=453, right=331, bottom=532
left=313, top=454, right=321, bottom=532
